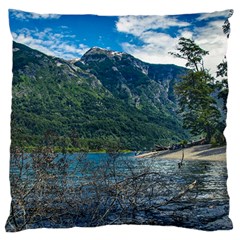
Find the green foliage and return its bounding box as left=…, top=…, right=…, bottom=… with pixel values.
left=11, top=41, right=189, bottom=151
left=210, top=130, right=226, bottom=147
left=169, top=37, right=209, bottom=72
left=171, top=38, right=222, bottom=143
left=222, top=9, right=233, bottom=38
left=216, top=60, right=228, bottom=111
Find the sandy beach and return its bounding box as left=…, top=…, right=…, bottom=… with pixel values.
left=136, top=144, right=226, bottom=161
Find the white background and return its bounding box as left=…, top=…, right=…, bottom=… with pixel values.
left=0, top=0, right=239, bottom=239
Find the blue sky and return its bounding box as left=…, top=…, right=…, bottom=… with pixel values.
left=9, top=9, right=231, bottom=73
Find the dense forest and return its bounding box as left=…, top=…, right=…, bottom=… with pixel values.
left=12, top=41, right=189, bottom=151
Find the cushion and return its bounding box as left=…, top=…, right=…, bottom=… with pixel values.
left=6, top=9, right=233, bottom=232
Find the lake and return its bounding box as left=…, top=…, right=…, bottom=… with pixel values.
left=6, top=152, right=232, bottom=231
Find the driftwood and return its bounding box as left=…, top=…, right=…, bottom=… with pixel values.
left=168, top=180, right=197, bottom=202
left=178, top=148, right=184, bottom=169
left=149, top=180, right=197, bottom=210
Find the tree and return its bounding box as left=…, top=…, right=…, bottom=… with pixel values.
left=216, top=9, right=233, bottom=112
left=169, top=37, right=209, bottom=72
left=222, top=9, right=233, bottom=38
left=169, top=38, right=221, bottom=142
left=216, top=59, right=228, bottom=111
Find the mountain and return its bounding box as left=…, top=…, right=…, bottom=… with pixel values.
left=80, top=47, right=186, bottom=106
left=11, top=42, right=189, bottom=151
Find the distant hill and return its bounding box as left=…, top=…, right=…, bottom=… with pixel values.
left=11, top=41, right=189, bottom=151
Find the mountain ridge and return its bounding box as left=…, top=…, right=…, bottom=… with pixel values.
left=78, top=44, right=187, bottom=110
left=11, top=41, right=189, bottom=150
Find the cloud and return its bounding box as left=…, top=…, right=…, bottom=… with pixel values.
left=120, top=32, right=187, bottom=67
left=116, top=15, right=190, bottom=36
left=116, top=15, right=192, bottom=67
left=116, top=14, right=228, bottom=75
left=196, top=10, right=231, bottom=21
left=194, top=20, right=228, bottom=75
left=10, top=9, right=60, bottom=21
left=121, top=41, right=187, bottom=67
left=12, top=28, right=89, bottom=60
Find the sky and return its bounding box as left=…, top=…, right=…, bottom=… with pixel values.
left=9, top=9, right=232, bottom=74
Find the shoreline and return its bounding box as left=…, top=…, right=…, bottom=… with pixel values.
left=136, top=144, right=226, bottom=161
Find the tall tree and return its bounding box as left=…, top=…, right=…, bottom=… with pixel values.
left=216, top=9, right=233, bottom=111
left=169, top=37, right=209, bottom=72
left=216, top=59, right=228, bottom=111
left=169, top=37, right=221, bottom=142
